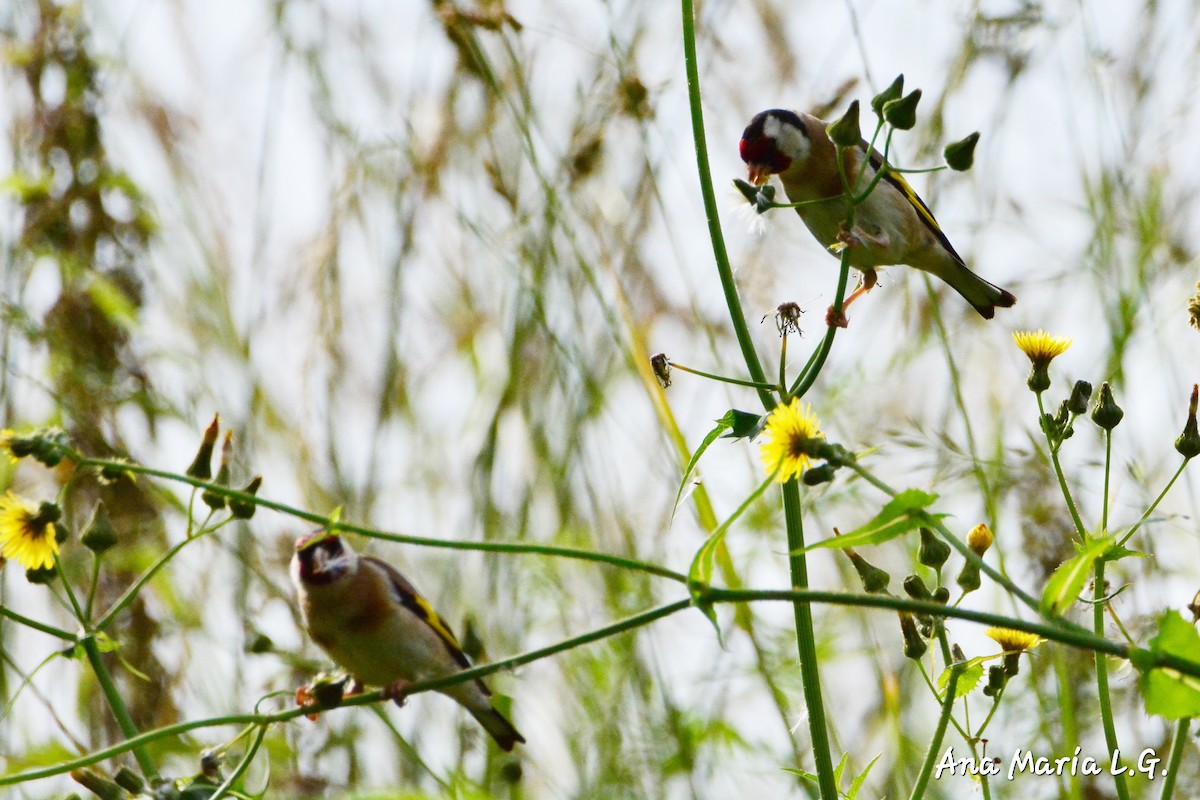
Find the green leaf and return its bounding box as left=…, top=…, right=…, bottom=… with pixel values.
left=86, top=274, right=140, bottom=329
left=1039, top=535, right=1113, bottom=615
left=1138, top=611, right=1200, bottom=719
left=673, top=415, right=733, bottom=516
left=718, top=408, right=765, bottom=440
left=803, top=489, right=938, bottom=551
left=936, top=657, right=987, bottom=699
left=846, top=754, right=881, bottom=799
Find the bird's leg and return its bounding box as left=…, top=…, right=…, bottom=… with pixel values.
left=383, top=678, right=414, bottom=707
left=825, top=269, right=879, bottom=328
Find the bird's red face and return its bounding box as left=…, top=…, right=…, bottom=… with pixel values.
left=740, top=109, right=808, bottom=185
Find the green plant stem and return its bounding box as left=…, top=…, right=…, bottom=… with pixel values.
left=95, top=531, right=203, bottom=632
left=909, top=662, right=963, bottom=800
left=73, top=456, right=685, bottom=583
left=1117, top=456, right=1190, bottom=547
left=1053, top=649, right=1085, bottom=800
left=1093, top=559, right=1131, bottom=800
left=1036, top=393, right=1087, bottom=537
left=844, top=461, right=1041, bottom=610
left=1, top=599, right=691, bottom=786
left=790, top=253, right=852, bottom=398
left=0, top=606, right=75, bottom=640
left=679, top=0, right=772, bottom=411
left=782, top=481, right=837, bottom=799
left=700, top=589, right=1140, bottom=661
left=208, top=724, right=267, bottom=800
left=1159, top=717, right=1190, bottom=800
left=667, top=361, right=779, bottom=391
left=79, top=635, right=158, bottom=782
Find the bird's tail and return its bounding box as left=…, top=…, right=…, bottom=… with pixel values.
left=469, top=704, right=526, bottom=751
left=927, top=257, right=1016, bottom=319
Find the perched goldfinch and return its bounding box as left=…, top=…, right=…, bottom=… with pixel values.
left=290, top=531, right=525, bottom=751
left=739, top=109, right=1016, bottom=319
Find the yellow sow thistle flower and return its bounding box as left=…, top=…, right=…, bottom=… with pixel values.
left=986, top=627, right=1044, bottom=653
left=0, top=492, right=60, bottom=570
left=1013, top=329, right=1072, bottom=393
left=759, top=399, right=824, bottom=483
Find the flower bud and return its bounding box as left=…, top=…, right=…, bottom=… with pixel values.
left=982, top=663, right=1007, bottom=696
left=918, top=527, right=950, bottom=569
left=967, top=523, right=993, bottom=556
left=802, top=463, right=836, bottom=485
left=1175, top=384, right=1200, bottom=459
left=883, top=89, right=921, bottom=130
left=187, top=415, right=220, bottom=480
left=902, top=574, right=932, bottom=601
left=871, top=74, right=905, bottom=117
left=114, top=767, right=145, bottom=794
left=228, top=475, right=262, bottom=520
left=70, top=768, right=126, bottom=800
left=827, top=100, right=861, bottom=148
left=900, top=612, right=927, bottom=660
left=956, top=562, right=981, bottom=594
left=81, top=502, right=118, bottom=554
left=943, top=132, right=980, bottom=171
left=1091, top=382, right=1123, bottom=430
left=202, top=431, right=234, bottom=511
left=845, top=548, right=890, bottom=593
left=25, top=565, right=57, bottom=584
left=1067, top=380, right=1093, bottom=416
left=932, top=586, right=950, bottom=604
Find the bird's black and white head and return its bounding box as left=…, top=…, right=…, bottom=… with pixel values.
left=739, top=109, right=811, bottom=185
left=291, top=530, right=358, bottom=587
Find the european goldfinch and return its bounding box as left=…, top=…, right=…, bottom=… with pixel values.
left=290, top=531, right=525, bottom=751
left=739, top=109, right=1016, bottom=319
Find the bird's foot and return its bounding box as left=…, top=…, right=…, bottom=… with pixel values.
left=825, top=270, right=879, bottom=328
left=383, top=678, right=414, bottom=707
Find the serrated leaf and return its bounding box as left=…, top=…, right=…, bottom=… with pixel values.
left=936, top=657, right=987, bottom=699
left=1138, top=611, right=1200, bottom=719
left=673, top=416, right=732, bottom=516
left=803, top=489, right=938, bottom=551
left=1039, top=535, right=1112, bottom=615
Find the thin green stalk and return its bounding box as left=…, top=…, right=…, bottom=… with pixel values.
left=1036, top=393, right=1087, bottom=537
left=208, top=724, right=267, bottom=800
left=790, top=253, right=852, bottom=398
left=668, top=361, right=779, bottom=392
left=1053, top=649, right=1085, bottom=800
left=782, top=481, right=837, bottom=799
left=1117, top=457, right=1190, bottom=547
left=1159, top=717, right=1190, bottom=800
left=679, top=0, right=772, bottom=410
left=909, top=662, right=963, bottom=800
left=80, top=635, right=158, bottom=782
left=0, top=606, right=75, bottom=641
left=1093, top=559, right=1131, bottom=800
left=73, top=455, right=686, bottom=583
left=1, top=599, right=692, bottom=786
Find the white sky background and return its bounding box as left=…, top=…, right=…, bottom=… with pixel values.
left=4, top=0, right=1200, bottom=797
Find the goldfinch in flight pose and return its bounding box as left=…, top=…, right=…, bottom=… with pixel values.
left=290, top=531, right=525, bottom=751
left=739, top=109, right=1016, bottom=320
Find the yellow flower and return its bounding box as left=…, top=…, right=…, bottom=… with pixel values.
left=985, top=627, right=1043, bottom=653
left=1012, top=330, right=1072, bottom=365
left=1012, top=330, right=1072, bottom=393
left=0, top=492, right=60, bottom=570
left=759, top=399, right=824, bottom=483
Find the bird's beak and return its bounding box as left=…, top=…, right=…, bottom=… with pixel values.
left=746, top=164, right=772, bottom=187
